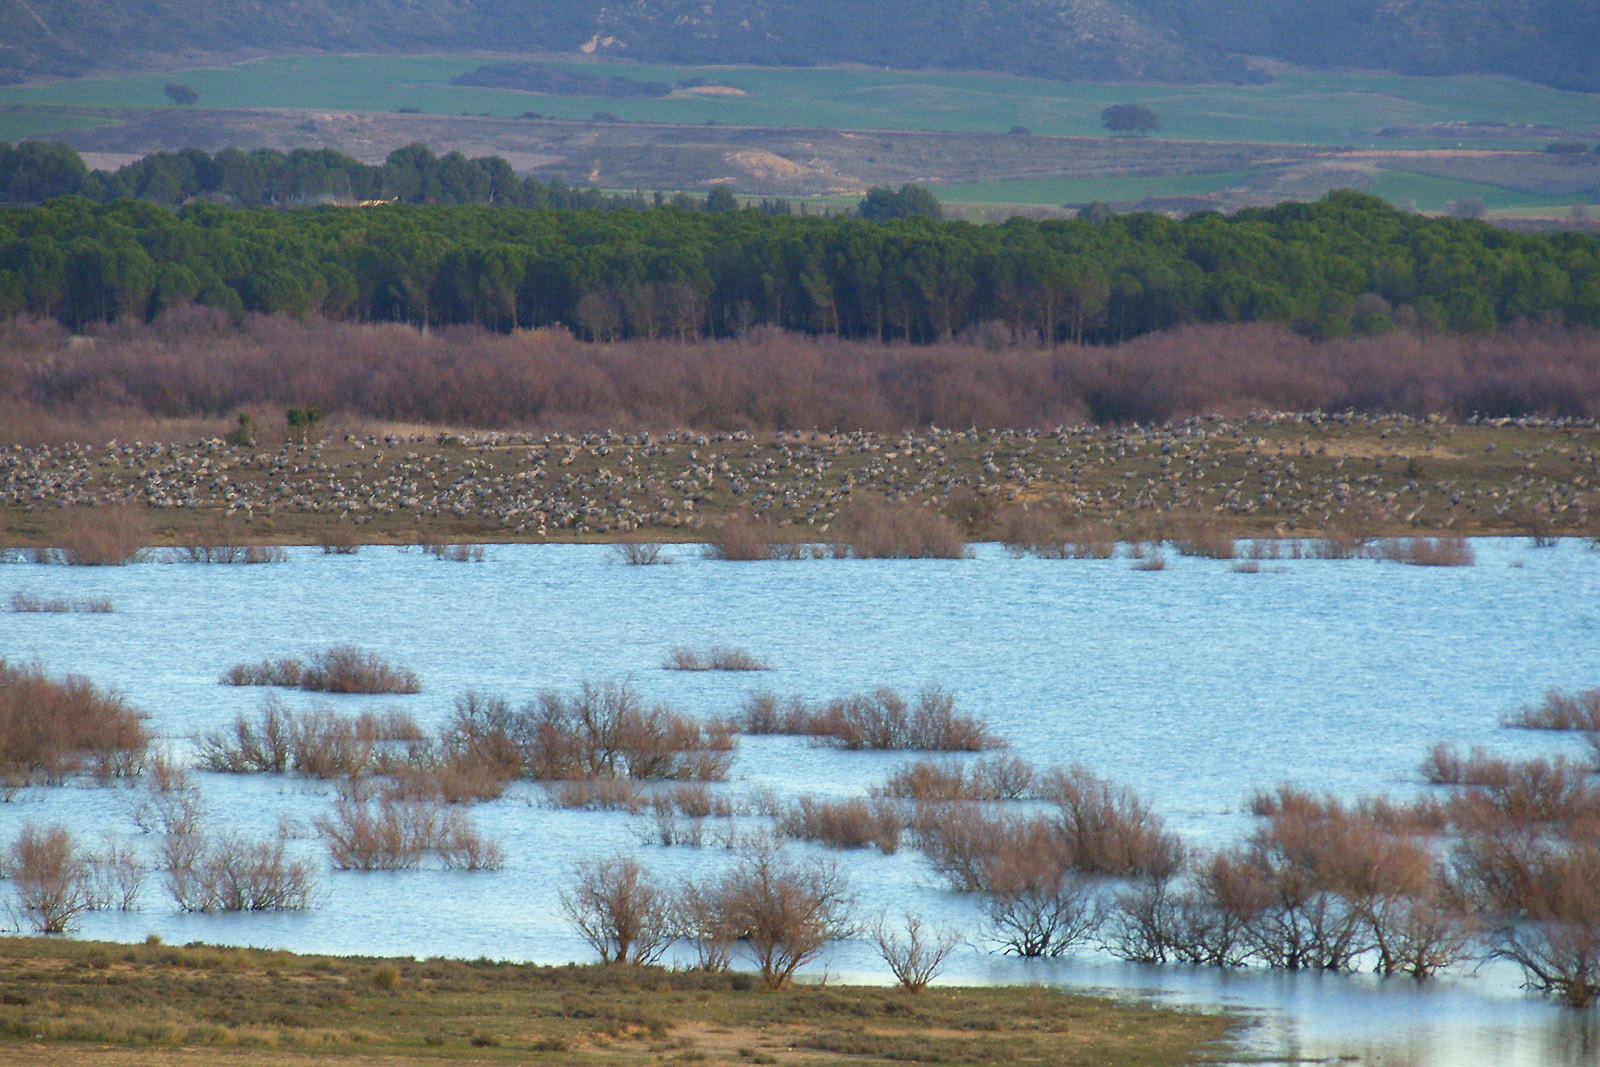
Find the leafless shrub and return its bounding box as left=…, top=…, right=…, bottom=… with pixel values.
left=9, top=591, right=114, bottom=613
left=287, top=709, right=378, bottom=778
left=1444, top=754, right=1600, bottom=828
left=1508, top=689, right=1600, bottom=733
left=734, top=691, right=814, bottom=734
left=1420, top=743, right=1509, bottom=788
left=715, top=846, right=855, bottom=989
left=876, top=754, right=1037, bottom=801
left=664, top=645, right=771, bottom=671
left=1040, top=764, right=1184, bottom=879
left=90, top=836, right=146, bottom=912
left=984, top=852, right=1103, bottom=958
left=222, top=646, right=420, bottom=694
left=7, top=823, right=97, bottom=932
left=196, top=698, right=294, bottom=773
left=1375, top=537, right=1475, bottom=567
left=525, top=681, right=734, bottom=781
left=169, top=833, right=318, bottom=912
left=560, top=854, right=674, bottom=965
left=427, top=543, right=486, bottom=562
left=778, top=796, right=904, bottom=852
left=830, top=501, right=969, bottom=559
left=301, top=645, right=421, bottom=694
left=545, top=777, right=645, bottom=812
left=750, top=686, right=999, bottom=751
left=49, top=506, right=149, bottom=566
left=611, top=536, right=668, bottom=565
left=377, top=747, right=511, bottom=804
left=316, top=797, right=498, bottom=872
left=871, top=912, right=961, bottom=992
left=1486, top=844, right=1600, bottom=1007
left=1130, top=550, right=1167, bottom=571
left=704, top=510, right=808, bottom=561
left=675, top=876, right=739, bottom=971
left=221, top=657, right=305, bottom=688
left=434, top=809, right=505, bottom=870
left=316, top=799, right=431, bottom=870
left=243, top=544, right=289, bottom=564
left=1163, top=511, right=1237, bottom=559
left=320, top=527, right=361, bottom=554
left=0, top=658, right=148, bottom=785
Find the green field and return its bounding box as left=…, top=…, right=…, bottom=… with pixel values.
left=933, top=170, right=1253, bottom=206
left=1371, top=169, right=1592, bottom=213
left=4, top=53, right=1599, bottom=149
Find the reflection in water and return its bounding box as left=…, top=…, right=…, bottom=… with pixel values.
left=3, top=539, right=1599, bottom=1065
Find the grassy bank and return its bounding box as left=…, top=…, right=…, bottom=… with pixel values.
left=0, top=937, right=1237, bottom=1066
left=2, top=416, right=1595, bottom=550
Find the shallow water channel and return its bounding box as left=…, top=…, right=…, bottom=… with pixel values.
left=4, top=540, right=1600, bottom=1065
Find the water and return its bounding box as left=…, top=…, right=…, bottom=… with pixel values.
left=4, top=539, right=1599, bottom=1065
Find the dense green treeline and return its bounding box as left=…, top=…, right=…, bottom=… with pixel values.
left=2, top=190, right=1597, bottom=343
left=0, top=141, right=657, bottom=211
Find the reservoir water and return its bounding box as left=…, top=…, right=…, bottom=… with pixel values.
left=4, top=539, right=1599, bottom=1065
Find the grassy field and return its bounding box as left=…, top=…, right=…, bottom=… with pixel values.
left=1370, top=169, right=1592, bottom=214
left=931, top=171, right=1253, bottom=207
left=0, top=937, right=1237, bottom=1066
left=5, top=53, right=1599, bottom=150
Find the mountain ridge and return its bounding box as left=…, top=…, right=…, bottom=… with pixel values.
left=3, top=2, right=1597, bottom=92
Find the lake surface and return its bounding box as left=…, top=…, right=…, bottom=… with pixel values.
left=4, top=539, right=1600, bottom=1065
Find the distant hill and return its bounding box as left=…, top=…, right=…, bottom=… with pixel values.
left=4, top=1, right=1597, bottom=92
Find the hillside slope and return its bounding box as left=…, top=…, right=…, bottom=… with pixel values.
left=3, top=1, right=1597, bottom=91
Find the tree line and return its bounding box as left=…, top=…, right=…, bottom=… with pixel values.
left=0, top=140, right=671, bottom=212
left=1, top=188, right=1597, bottom=343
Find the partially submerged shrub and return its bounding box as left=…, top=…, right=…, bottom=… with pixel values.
left=830, top=501, right=969, bottom=559
left=315, top=798, right=500, bottom=871
left=0, top=659, right=148, bottom=785
left=611, top=536, right=667, bottom=565
left=877, top=754, right=1037, bottom=801
left=664, top=645, right=771, bottom=671
left=737, top=686, right=999, bottom=752
left=705, top=510, right=813, bottom=561
left=9, top=592, right=114, bottom=613
left=198, top=700, right=422, bottom=778
left=778, top=796, right=904, bottom=852
left=7, top=823, right=97, bottom=933
left=48, top=506, right=149, bottom=565
left=222, top=646, right=421, bottom=694
left=168, top=832, right=319, bottom=912
left=1162, top=511, right=1237, bottom=559
left=1508, top=689, right=1600, bottom=733
left=1376, top=537, right=1475, bottom=567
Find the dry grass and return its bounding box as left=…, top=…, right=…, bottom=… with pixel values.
left=0, top=936, right=1238, bottom=1065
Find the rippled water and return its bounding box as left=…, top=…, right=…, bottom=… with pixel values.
left=4, top=540, right=1600, bottom=1065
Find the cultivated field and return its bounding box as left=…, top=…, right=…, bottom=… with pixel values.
left=7, top=54, right=1599, bottom=214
